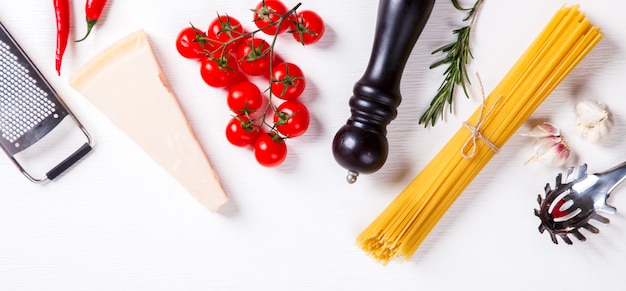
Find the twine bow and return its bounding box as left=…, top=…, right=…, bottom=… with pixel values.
left=461, top=96, right=502, bottom=159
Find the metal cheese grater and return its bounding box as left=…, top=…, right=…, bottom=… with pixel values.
left=0, top=21, right=92, bottom=182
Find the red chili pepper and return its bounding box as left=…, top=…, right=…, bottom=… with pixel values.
left=76, top=0, right=107, bottom=42
left=53, top=0, right=70, bottom=76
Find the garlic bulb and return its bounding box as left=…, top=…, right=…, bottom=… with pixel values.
left=523, top=123, right=570, bottom=167
left=575, top=100, right=611, bottom=143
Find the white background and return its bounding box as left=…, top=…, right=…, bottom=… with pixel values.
left=1, top=0, right=626, bottom=290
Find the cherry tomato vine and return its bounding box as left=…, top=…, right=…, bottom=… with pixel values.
left=175, top=0, right=325, bottom=167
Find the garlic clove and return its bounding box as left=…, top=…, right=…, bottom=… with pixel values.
left=548, top=137, right=571, bottom=166
left=575, top=100, right=611, bottom=143
left=575, top=100, right=608, bottom=126
left=575, top=118, right=611, bottom=144
left=521, top=122, right=561, bottom=138
left=524, top=133, right=570, bottom=167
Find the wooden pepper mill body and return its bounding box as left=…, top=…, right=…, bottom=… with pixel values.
left=332, top=0, right=435, bottom=183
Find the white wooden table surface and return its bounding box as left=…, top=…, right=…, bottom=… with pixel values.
left=1, top=0, right=626, bottom=290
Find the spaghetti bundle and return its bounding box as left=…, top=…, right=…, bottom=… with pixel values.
left=357, top=5, right=602, bottom=264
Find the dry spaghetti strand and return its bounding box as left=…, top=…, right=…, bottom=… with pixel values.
left=357, top=5, right=602, bottom=264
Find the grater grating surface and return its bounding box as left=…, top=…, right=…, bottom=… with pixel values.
left=0, top=21, right=91, bottom=182
left=0, top=39, right=68, bottom=152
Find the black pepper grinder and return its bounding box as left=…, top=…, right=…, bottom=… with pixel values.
left=332, top=0, right=435, bottom=183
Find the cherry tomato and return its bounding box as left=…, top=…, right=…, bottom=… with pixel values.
left=236, top=37, right=272, bottom=76
left=227, top=81, right=263, bottom=114
left=254, top=133, right=287, bottom=167
left=176, top=26, right=207, bottom=59
left=271, top=62, right=306, bottom=100
left=225, top=116, right=261, bottom=147
left=273, top=100, right=310, bottom=138
left=252, top=0, right=290, bottom=35
left=207, top=15, right=246, bottom=53
left=200, top=54, right=240, bottom=88
left=290, top=10, right=325, bottom=45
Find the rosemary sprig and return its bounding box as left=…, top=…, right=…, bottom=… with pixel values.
left=419, top=0, right=483, bottom=127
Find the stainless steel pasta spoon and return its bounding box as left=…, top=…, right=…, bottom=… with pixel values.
left=535, top=161, right=626, bottom=244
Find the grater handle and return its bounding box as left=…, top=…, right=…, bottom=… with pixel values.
left=46, top=142, right=92, bottom=180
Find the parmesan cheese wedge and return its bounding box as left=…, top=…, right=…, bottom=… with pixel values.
left=69, top=30, right=228, bottom=212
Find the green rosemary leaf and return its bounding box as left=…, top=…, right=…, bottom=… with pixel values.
left=431, top=42, right=456, bottom=55
left=419, top=0, right=483, bottom=127
left=451, top=0, right=469, bottom=11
